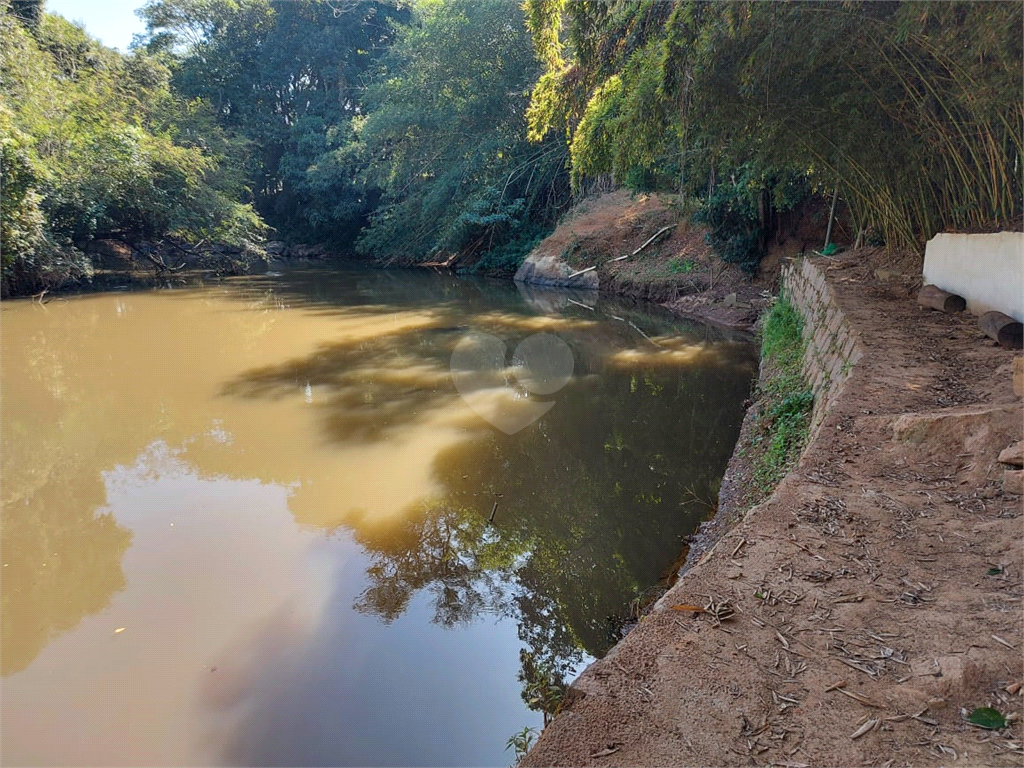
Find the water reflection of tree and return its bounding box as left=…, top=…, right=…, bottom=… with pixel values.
left=1, top=420, right=133, bottom=676
left=222, top=269, right=756, bottom=712
left=351, top=362, right=752, bottom=712
left=0, top=500, right=132, bottom=676
left=353, top=501, right=519, bottom=627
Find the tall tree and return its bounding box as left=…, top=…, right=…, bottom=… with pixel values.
left=140, top=0, right=408, bottom=244
left=525, top=0, right=1023, bottom=255
left=1, top=0, right=264, bottom=296
left=356, top=0, right=571, bottom=273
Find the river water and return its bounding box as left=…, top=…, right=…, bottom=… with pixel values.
left=0, top=268, right=756, bottom=766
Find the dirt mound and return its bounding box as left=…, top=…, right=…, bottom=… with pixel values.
left=527, top=190, right=780, bottom=328
left=531, top=190, right=680, bottom=263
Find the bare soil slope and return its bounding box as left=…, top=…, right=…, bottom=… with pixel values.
left=523, top=250, right=1023, bottom=767
left=529, top=190, right=777, bottom=327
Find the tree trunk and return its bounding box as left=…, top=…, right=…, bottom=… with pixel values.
left=980, top=311, right=1023, bottom=349
left=917, top=285, right=966, bottom=313
left=759, top=188, right=773, bottom=252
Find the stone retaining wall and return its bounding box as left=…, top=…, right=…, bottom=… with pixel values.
left=782, top=257, right=864, bottom=439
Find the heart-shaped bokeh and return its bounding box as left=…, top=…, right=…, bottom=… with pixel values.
left=450, top=332, right=574, bottom=434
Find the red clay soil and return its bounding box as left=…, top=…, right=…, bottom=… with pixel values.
left=522, top=250, right=1024, bottom=767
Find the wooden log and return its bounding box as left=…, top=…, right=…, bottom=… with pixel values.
left=980, top=311, right=1024, bottom=349
left=917, top=284, right=966, bottom=313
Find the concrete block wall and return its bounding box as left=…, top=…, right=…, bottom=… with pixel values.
left=923, top=232, right=1023, bottom=322
left=781, top=258, right=863, bottom=438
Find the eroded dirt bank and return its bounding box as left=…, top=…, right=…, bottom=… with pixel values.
left=514, top=190, right=781, bottom=330
left=523, top=251, right=1023, bottom=767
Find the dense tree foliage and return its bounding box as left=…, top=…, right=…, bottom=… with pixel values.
left=2, top=0, right=1019, bottom=294
left=525, top=0, right=1022, bottom=257
left=140, top=0, right=409, bottom=243
left=355, top=0, right=570, bottom=274
left=0, top=0, right=264, bottom=295
left=140, top=0, right=572, bottom=272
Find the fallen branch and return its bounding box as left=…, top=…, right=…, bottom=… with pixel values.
left=992, top=633, right=1016, bottom=650
left=142, top=251, right=186, bottom=273
left=604, top=224, right=678, bottom=266
left=164, top=238, right=208, bottom=256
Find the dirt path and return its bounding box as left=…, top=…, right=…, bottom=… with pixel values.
left=523, top=253, right=1023, bottom=767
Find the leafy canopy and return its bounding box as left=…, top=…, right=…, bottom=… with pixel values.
left=355, top=0, right=570, bottom=273
left=526, top=1, right=1023, bottom=254
left=1, top=0, right=265, bottom=294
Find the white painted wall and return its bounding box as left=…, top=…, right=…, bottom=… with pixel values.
left=923, top=232, right=1024, bottom=322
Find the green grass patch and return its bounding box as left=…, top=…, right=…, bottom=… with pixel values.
left=667, top=257, right=698, bottom=274
left=747, top=296, right=814, bottom=498
left=761, top=295, right=804, bottom=372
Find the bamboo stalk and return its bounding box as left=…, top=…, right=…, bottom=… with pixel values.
left=824, top=182, right=839, bottom=250
left=566, top=265, right=598, bottom=279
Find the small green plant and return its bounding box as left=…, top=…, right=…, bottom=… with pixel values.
left=760, top=296, right=804, bottom=365
left=560, top=234, right=583, bottom=265
left=668, top=258, right=697, bottom=274
left=505, top=726, right=538, bottom=764
left=519, top=652, right=567, bottom=725
left=756, top=390, right=813, bottom=485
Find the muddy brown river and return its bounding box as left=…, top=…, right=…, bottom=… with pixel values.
left=0, top=268, right=756, bottom=766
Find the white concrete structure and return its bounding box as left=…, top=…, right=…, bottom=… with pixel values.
left=923, top=232, right=1024, bottom=322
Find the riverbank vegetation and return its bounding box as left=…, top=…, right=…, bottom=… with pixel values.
left=525, top=1, right=1021, bottom=262
left=355, top=0, right=570, bottom=273
left=2, top=0, right=1020, bottom=296
left=747, top=297, right=813, bottom=500
left=0, top=1, right=266, bottom=296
